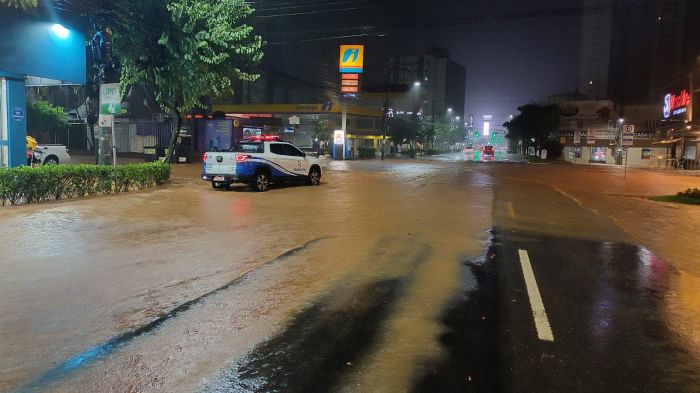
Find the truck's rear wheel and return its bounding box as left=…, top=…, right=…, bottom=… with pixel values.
left=251, top=170, right=270, bottom=192
left=307, top=166, right=321, bottom=185
left=212, top=181, right=228, bottom=189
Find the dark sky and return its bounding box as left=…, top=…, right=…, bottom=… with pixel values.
left=259, top=0, right=583, bottom=126
left=388, top=0, right=583, bottom=127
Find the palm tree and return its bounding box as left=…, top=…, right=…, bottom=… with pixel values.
left=0, top=0, right=38, bottom=9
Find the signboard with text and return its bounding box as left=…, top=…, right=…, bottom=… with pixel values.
left=586, top=129, right=595, bottom=144
left=573, top=131, right=581, bottom=144
left=339, top=45, right=364, bottom=73
left=663, top=90, right=691, bottom=119
left=100, top=83, right=121, bottom=115
left=333, top=129, right=346, bottom=145
left=622, top=125, right=635, bottom=146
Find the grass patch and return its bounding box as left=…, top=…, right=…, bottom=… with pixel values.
left=649, top=195, right=700, bottom=205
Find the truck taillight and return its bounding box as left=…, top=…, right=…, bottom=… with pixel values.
left=236, top=154, right=251, bottom=162
left=202, top=153, right=208, bottom=162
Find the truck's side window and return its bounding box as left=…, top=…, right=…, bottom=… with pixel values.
left=283, top=144, right=305, bottom=157
left=269, top=143, right=286, bottom=155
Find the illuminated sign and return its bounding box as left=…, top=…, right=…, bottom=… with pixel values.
left=334, top=129, right=346, bottom=145
left=339, top=45, right=364, bottom=73
left=341, top=79, right=359, bottom=86
left=341, top=85, right=359, bottom=93
left=483, top=121, right=490, bottom=136
left=341, top=73, right=359, bottom=80
left=663, top=90, right=691, bottom=118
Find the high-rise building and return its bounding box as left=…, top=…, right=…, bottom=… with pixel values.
left=579, top=1, right=700, bottom=105
left=607, top=0, right=700, bottom=105
left=386, top=47, right=467, bottom=120
left=578, top=0, right=613, bottom=99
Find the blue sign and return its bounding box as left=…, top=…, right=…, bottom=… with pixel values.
left=11, top=107, right=24, bottom=122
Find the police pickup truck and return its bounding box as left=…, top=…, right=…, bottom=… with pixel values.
left=201, top=140, right=322, bottom=192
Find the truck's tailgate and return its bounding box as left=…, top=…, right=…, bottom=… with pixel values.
left=204, top=152, right=236, bottom=175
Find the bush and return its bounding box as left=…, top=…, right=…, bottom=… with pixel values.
left=0, top=162, right=170, bottom=206
left=677, top=188, right=700, bottom=198
left=358, top=148, right=376, bottom=158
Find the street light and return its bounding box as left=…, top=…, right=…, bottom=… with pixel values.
left=413, top=81, right=421, bottom=87
left=51, top=23, right=70, bottom=39
left=447, top=107, right=453, bottom=112
left=456, top=116, right=460, bottom=121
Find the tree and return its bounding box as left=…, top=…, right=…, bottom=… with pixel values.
left=26, top=101, right=68, bottom=142
left=112, top=0, right=264, bottom=161
left=503, top=104, right=559, bottom=153
left=387, top=116, right=419, bottom=146
left=313, top=119, right=333, bottom=143
left=0, top=0, right=37, bottom=9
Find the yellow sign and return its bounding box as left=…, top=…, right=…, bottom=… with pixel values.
left=212, top=103, right=382, bottom=118
left=339, top=45, right=364, bottom=73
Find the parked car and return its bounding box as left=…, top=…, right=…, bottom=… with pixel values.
left=482, top=145, right=495, bottom=156
left=464, top=145, right=475, bottom=155
left=34, top=144, right=71, bottom=165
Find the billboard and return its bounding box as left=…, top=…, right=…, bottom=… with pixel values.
left=339, top=45, right=364, bottom=73
left=663, top=90, right=690, bottom=119
left=559, top=100, right=614, bottom=121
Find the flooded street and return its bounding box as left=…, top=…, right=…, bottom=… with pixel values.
left=1, top=158, right=699, bottom=392
left=0, top=159, right=492, bottom=392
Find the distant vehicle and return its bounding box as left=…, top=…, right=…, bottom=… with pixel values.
left=482, top=145, right=495, bottom=156
left=34, top=144, right=71, bottom=165
left=464, top=145, right=475, bottom=155
left=202, top=139, right=322, bottom=192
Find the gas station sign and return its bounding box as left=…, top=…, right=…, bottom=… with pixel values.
left=339, top=45, right=364, bottom=73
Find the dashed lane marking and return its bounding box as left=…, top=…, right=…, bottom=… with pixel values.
left=517, top=249, right=554, bottom=342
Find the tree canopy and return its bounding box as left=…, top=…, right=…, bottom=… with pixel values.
left=503, top=104, right=559, bottom=145
left=111, top=0, right=264, bottom=159
left=0, top=0, right=37, bottom=9
left=113, top=0, right=264, bottom=117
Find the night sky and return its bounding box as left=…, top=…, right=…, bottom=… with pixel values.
left=257, top=0, right=583, bottom=127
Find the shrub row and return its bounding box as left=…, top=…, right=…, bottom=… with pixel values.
left=0, top=162, right=170, bottom=206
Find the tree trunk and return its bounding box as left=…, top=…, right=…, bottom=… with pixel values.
left=165, top=107, right=181, bottom=164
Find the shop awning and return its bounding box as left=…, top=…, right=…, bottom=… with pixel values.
left=652, top=138, right=682, bottom=145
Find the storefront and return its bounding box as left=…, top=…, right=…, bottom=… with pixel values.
left=210, top=103, right=383, bottom=158
left=0, top=13, right=85, bottom=167
left=652, top=71, right=700, bottom=169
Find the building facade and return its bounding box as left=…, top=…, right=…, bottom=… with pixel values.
left=0, top=10, right=85, bottom=167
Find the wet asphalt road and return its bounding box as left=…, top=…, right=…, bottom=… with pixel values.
left=1, top=157, right=699, bottom=392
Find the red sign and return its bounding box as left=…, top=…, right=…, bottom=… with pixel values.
left=341, top=85, right=359, bottom=93
left=671, top=90, right=691, bottom=111
left=664, top=89, right=691, bottom=118
left=341, top=73, right=359, bottom=80
left=341, top=79, right=359, bottom=86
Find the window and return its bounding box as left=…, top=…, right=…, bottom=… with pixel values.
left=231, top=143, right=264, bottom=153
left=569, top=147, right=582, bottom=159
left=283, top=144, right=305, bottom=157
left=641, top=148, right=653, bottom=160
left=269, top=143, right=286, bottom=155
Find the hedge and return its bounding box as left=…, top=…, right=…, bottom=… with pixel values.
left=0, top=162, right=170, bottom=206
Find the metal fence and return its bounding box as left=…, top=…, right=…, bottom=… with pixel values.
left=114, top=119, right=172, bottom=153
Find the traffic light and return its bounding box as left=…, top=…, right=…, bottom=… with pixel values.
left=474, top=131, right=480, bottom=138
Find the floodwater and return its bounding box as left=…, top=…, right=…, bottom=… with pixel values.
left=2, top=158, right=699, bottom=392
left=0, top=159, right=493, bottom=392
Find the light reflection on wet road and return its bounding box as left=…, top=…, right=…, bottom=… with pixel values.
left=1, top=158, right=699, bottom=392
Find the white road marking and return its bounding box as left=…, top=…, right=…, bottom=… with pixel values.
left=507, top=201, right=517, bottom=218
left=517, top=249, right=554, bottom=342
